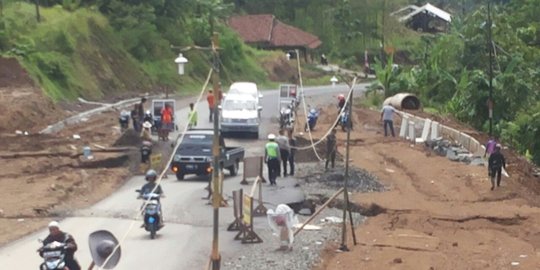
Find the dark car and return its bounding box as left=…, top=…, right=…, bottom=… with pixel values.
left=170, top=129, right=245, bottom=180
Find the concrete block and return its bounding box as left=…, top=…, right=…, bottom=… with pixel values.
left=415, top=119, right=432, bottom=143
left=408, top=121, right=416, bottom=143
left=430, top=122, right=439, bottom=140
left=399, top=115, right=409, bottom=138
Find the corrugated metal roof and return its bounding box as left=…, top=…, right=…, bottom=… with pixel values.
left=397, top=3, right=451, bottom=23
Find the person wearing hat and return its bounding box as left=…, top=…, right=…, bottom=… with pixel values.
left=40, top=221, right=81, bottom=270
left=265, top=134, right=281, bottom=185
left=141, top=121, right=153, bottom=141
left=488, top=143, right=506, bottom=190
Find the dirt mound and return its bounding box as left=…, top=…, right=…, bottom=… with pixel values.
left=0, top=57, right=66, bottom=133
left=0, top=58, right=33, bottom=88
left=113, top=129, right=142, bottom=147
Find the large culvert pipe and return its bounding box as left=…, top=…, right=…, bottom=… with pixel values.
left=383, top=93, right=421, bottom=110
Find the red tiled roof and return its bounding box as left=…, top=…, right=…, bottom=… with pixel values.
left=228, top=14, right=321, bottom=49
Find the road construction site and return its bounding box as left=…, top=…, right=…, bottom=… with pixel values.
left=2, top=56, right=540, bottom=269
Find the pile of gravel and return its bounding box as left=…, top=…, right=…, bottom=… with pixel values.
left=222, top=162, right=383, bottom=270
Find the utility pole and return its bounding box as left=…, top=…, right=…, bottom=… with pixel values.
left=340, top=77, right=357, bottom=252
left=210, top=31, right=222, bottom=270
left=380, top=0, right=386, bottom=66
left=487, top=0, right=493, bottom=136
left=34, top=0, right=41, bottom=22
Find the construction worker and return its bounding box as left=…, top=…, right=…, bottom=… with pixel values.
left=207, top=90, right=215, bottom=122
left=325, top=129, right=337, bottom=170
left=187, top=103, right=198, bottom=129
left=488, top=144, right=506, bottom=190
left=276, top=129, right=290, bottom=177
left=265, top=134, right=281, bottom=185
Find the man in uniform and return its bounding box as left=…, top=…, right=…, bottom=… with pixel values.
left=265, top=134, right=281, bottom=185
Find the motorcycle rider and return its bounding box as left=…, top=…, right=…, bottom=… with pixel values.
left=305, top=108, right=319, bottom=131
left=39, top=221, right=81, bottom=270
left=139, top=169, right=165, bottom=227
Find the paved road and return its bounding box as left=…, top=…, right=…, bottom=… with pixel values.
left=0, top=83, right=367, bottom=269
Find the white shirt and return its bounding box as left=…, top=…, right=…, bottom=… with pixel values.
left=381, top=105, right=396, bottom=121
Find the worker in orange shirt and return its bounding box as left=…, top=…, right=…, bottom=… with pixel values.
left=207, top=90, right=215, bottom=122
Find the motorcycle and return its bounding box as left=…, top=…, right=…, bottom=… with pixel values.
left=136, top=190, right=163, bottom=239
left=119, top=110, right=130, bottom=132
left=143, top=110, right=158, bottom=134
left=279, top=106, right=295, bottom=130
left=305, top=108, right=319, bottom=131
left=38, top=241, right=68, bottom=270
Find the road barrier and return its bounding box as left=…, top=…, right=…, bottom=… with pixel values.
left=241, top=156, right=265, bottom=185
left=230, top=177, right=265, bottom=243
left=399, top=111, right=485, bottom=156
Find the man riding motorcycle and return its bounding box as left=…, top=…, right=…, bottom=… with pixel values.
left=39, top=221, right=81, bottom=270
left=138, top=169, right=165, bottom=227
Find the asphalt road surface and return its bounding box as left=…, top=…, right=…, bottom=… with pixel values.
left=0, top=83, right=367, bottom=269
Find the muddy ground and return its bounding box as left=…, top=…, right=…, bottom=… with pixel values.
left=292, top=104, right=540, bottom=270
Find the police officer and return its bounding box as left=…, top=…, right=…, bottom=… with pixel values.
left=488, top=144, right=506, bottom=190
left=265, top=134, right=281, bottom=185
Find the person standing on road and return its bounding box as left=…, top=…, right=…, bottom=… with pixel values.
left=287, top=129, right=296, bottom=176
left=160, top=104, right=173, bottom=141
left=484, top=136, right=497, bottom=158
left=136, top=97, right=147, bottom=132
left=39, top=221, right=81, bottom=270
left=380, top=104, right=401, bottom=137
left=265, top=134, right=281, bottom=185
left=488, top=144, right=506, bottom=190
left=207, top=90, right=215, bottom=122
left=276, top=129, right=291, bottom=177
left=325, top=129, right=337, bottom=170
left=187, top=103, right=198, bottom=129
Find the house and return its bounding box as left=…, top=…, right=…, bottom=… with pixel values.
left=227, top=14, right=322, bottom=61
left=391, top=3, right=452, bottom=33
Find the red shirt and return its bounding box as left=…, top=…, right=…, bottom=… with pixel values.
left=207, top=93, right=215, bottom=108
left=161, top=107, right=173, bottom=123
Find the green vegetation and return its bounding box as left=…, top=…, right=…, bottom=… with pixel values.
left=0, top=1, right=268, bottom=100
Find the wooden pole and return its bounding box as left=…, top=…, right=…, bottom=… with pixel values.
left=293, top=188, right=344, bottom=237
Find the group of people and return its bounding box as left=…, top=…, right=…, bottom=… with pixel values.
left=264, top=129, right=296, bottom=185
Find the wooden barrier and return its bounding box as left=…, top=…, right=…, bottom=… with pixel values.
left=227, top=189, right=243, bottom=231
left=234, top=193, right=263, bottom=244
left=241, top=156, right=265, bottom=185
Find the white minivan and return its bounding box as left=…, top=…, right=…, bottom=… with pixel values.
left=220, top=93, right=262, bottom=138
left=227, top=82, right=263, bottom=106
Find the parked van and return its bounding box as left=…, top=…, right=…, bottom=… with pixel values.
left=220, top=93, right=262, bottom=138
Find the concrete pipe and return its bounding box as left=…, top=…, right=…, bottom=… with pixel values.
left=383, top=93, right=421, bottom=110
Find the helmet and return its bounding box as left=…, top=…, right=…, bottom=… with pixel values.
left=495, top=143, right=502, bottom=149
left=48, top=221, right=60, bottom=229
left=145, top=169, right=158, bottom=181
left=338, top=94, right=345, bottom=100
left=309, top=108, right=317, bottom=114
left=268, top=134, right=276, bottom=140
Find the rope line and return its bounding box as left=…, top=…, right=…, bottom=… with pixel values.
left=97, top=68, right=214, bottom=270
left=292, top=77, right=357, bottom=151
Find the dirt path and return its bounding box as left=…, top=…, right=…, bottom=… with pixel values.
left=302, top=106, right=540, bottom=269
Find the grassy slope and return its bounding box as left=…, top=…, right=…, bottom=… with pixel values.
left=1, top=3, right=274, bottom=101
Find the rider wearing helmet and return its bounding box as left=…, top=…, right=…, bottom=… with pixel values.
left=139, top=169, right=163, bottom=197
left=139, top=169, right=164, bottom=226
